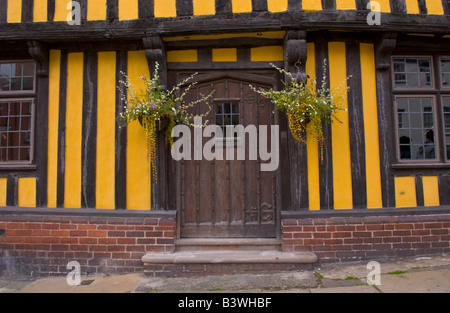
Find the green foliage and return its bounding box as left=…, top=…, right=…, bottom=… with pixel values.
left=119, top=62, right=213, bottom=181
left=251, top=61, right=350, bottom=159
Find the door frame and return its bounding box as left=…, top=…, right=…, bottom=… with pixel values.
left=168, top=69, right=285, bottom=239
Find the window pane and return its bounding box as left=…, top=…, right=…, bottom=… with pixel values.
left=0, top=99, right=33, bottom=163
left=393, top=57, right=433, bottom=89
left=443, top=97, right=450, bottom=160
left=0, top=77, right=9, bottom=91
left=216, top=115, right=223, bottom=126
left=224, top=103, right=231, bottom=114
left=397, top=97, right=436, bottom=161
left=22, top=77, right=34, bottom=91
left=10, top=78, right=22, bottom=91
left=232, top=103, right=239, bottom=114
left=0, top=61, right=35, bottom=93
left=0, top=64, right=12, bottom=77
left=442, top=59, right=450, bottom=88
left=22, top=63, right=35, bottom=76
left=215, top=102, right=240, bottom=138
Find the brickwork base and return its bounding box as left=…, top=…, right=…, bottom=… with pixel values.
left=282, top=213, right=450, bottom=263
left=0, top=211, right=176, bottom=278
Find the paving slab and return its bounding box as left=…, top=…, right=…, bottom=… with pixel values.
left=0, top=280, right=32, bottom=293
left=2, top=254, right=449, bottom=293
left=395, top=255, right=450, bottom=271
left=310, top=285, right=379, bottom=293
left=18, top=273, right=144, bottom=294
left=377, top=269, right=450, bottom=293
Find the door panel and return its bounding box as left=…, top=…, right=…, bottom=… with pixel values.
left=173, top=71, right=277, bottom=238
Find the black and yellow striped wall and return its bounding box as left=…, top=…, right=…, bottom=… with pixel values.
left=0, top=0, right=447, bottom=24
left=0, top=0, right=448, bottom=213
left=0, top=31, right=448, bottom=211
left=0, top=32, right=289, bottom=211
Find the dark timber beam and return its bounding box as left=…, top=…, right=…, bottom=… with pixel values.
left=142, top=35, right=170, bottom=211
left=284, top=30, right=308, bottom=84
left=0, top=12, right=449, bottom=41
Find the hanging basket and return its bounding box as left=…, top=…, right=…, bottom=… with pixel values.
left=138, top=116, right=170, bottom=132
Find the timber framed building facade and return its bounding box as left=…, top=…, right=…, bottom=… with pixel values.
left=0, top=0, right=449, bottom=277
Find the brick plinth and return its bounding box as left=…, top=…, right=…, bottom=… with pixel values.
left=0, top=210, right=176, bottom=278
left=282, top=213, right=450, bottom=263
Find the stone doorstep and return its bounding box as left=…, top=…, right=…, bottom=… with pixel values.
left=142, top=250, right=318, bottom=265
left=174, top=238, right=283, bottom=251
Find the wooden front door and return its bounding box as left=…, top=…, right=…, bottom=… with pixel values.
left=173, top=71, right=278, bottom=238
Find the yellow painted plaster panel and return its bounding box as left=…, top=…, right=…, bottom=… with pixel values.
left=395, top=176, right=417, bottom=208
left=167, top=50, right=198, bottom=63
left=251, top=46, right=284, bottom=62
left=0, top=178, right=7, bottom=206
left=154, top=0, right=177, bottom=17
left=422, top=176, right=440, bottom=207
left=267, top=0, right=288, bottom=12
left=329, top=42, right=353, bottom=210
left=65, top=52, right=84, bottom=209
left=232, top=0, right=252, bottom=13
left=47, top=50, right=61, bottom=208
left=404, top=0, right=420, bottom=13
left=96, top=52, right=116, bottom=209
left=373, top=0, right=391, bottom=12
left=425, top=0, right=444, bottom=15
left=54, top=0, right=70, bottom=22
left=126, top=51, right=151, bottom=210
left=7, top=0, right=22, bottom=23
left=193, top=0, right=216, bottom=15
left=34, top=0, right=48, bottom=22
left=18, top=177, right=36, bottom=208
left=87, top=0, right=107, bottom=21
left=360, top=43, right=383, bottom=209
left=119, top=0, right=138, bottom=20
left=306, top=43, right=320, bottom=211
left=212, top=48, right=237, bottom=62
left=302, top=0, right=322, bottom=11
left=336, top=0, right=356, bottom=10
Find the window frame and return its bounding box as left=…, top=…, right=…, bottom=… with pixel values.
left=0, top=60, right=36, bottom=166
left=0, top=60, right=37, bottom=96
left=391, top=55, right=450, bottom=165
left=213, top=99, right=242, bottom=148
left=391, top=55, right=435, bottom=91
left=393, top=94, right=440, bottom=164
left=0, top=98, right=36, bottom=165
left=441, top=95, right=450, bottom=162
left=439, top=56, right=450, bottom=90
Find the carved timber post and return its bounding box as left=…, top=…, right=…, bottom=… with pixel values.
left=284, top=30, right=308, bottom=84
left=282, top=30, right=310, bottom=210
left=27, top=40, right=50, bottom=208
left=375, top=32, right=397, bottom=209
left=143, top=36, right=170, bottom=211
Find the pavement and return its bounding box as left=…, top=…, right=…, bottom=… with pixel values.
left=1, top=254, right=450, bottom=293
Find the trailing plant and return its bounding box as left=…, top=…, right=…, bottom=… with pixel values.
left=119, top=62, right=213, bottom=182
left=251, top=60, right=350, bottom=159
